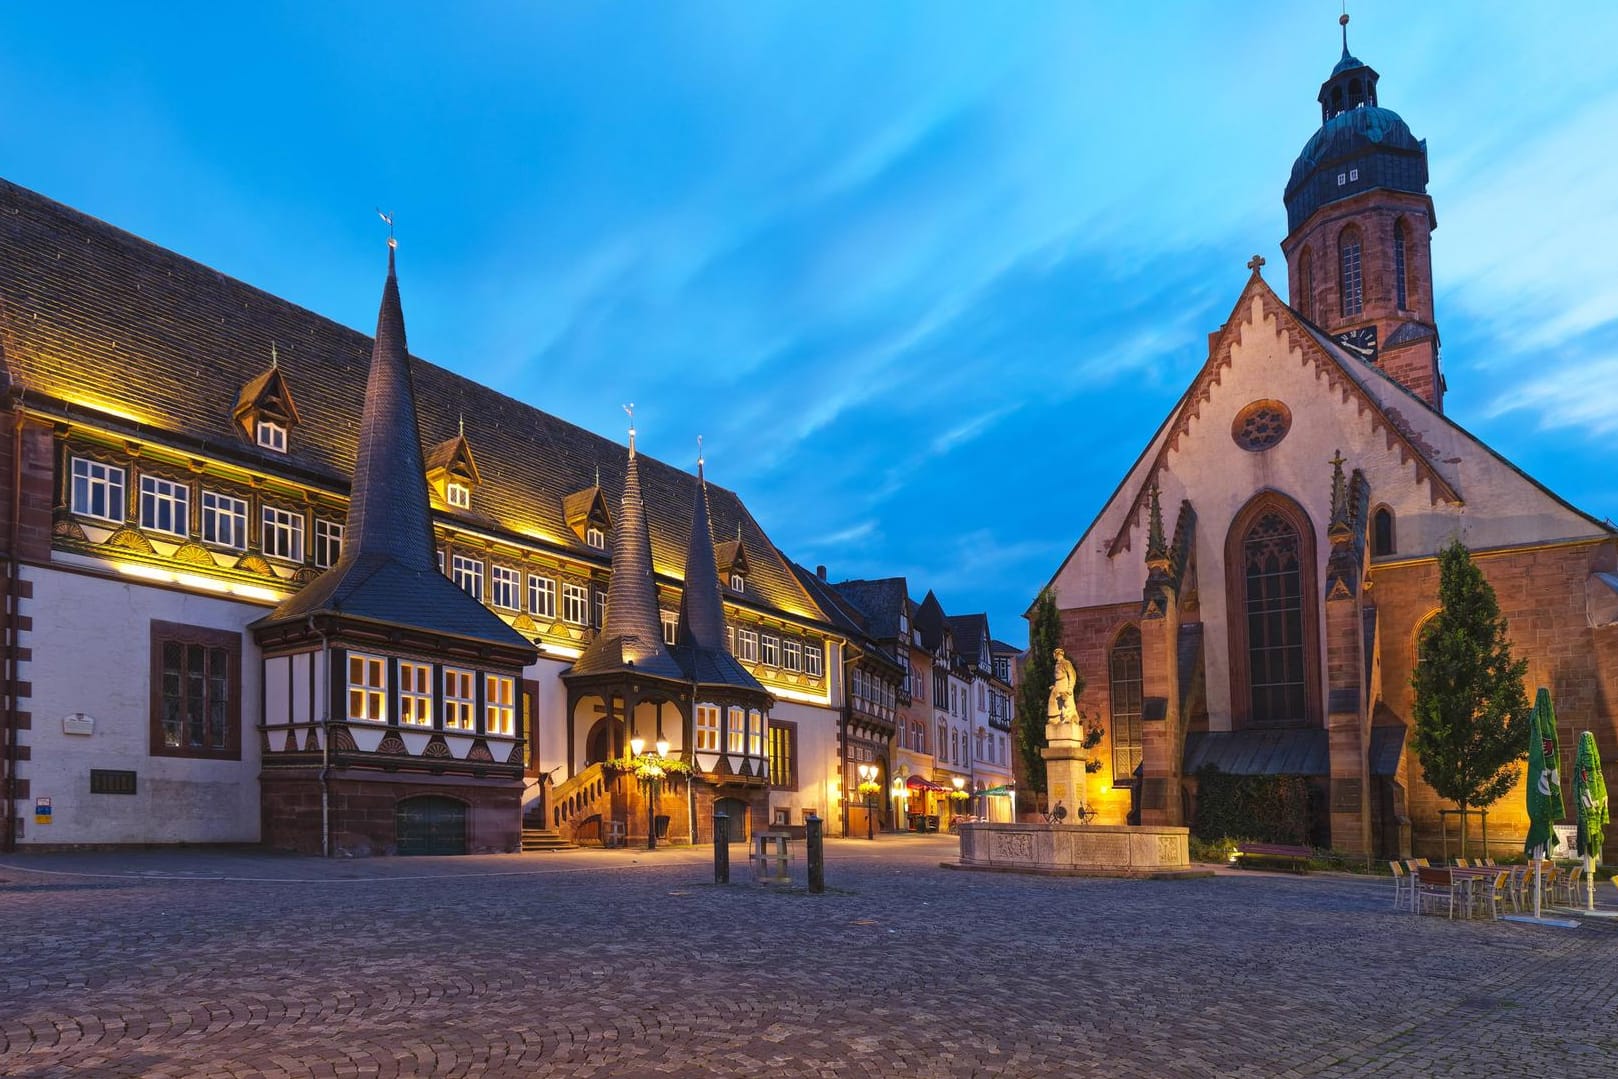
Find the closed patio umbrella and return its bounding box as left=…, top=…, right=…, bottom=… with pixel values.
left=1574, top=730, right=1608, bottom=912
left=1523, top=688, right=1564, bottom=921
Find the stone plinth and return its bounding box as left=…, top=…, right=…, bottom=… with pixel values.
left=953, top=822, right=1212, bottom=879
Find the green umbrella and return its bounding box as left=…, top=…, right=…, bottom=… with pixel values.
left=1574, top=730, right=1608, bottom=911
left=1525, top=687, right=1565, bottom=862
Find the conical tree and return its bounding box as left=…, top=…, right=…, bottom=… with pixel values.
left=1410, top=540, right=1531, bottom=856
left=1016, top=589, right=1071, bottom=812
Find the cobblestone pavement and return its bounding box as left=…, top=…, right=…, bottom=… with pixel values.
left=4, top=837, right=1617, bottom=1077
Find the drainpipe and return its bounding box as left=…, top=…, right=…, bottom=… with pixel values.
left=2, top=396, right=22, bottom=853
left=309, top=615, right=332, bottom=858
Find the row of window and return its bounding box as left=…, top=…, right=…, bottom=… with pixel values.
left=726, top=625, right=824, bottom=677
left=693, top=703, right=766, bottom=756
left=72, top=457, right=344, bottom=565
left=347, top=652, right=518, bottom=736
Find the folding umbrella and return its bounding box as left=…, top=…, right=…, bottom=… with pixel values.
left=1523, top=688, right=1564, bottom=920
left=1574, top=730, right=1608, bottom=912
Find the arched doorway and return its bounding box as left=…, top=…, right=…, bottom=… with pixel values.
left=714, top=797, right=748, bottom=843
left=585, top=717, right=614, bottom=765
left=395, top=795, right=467, bottom=855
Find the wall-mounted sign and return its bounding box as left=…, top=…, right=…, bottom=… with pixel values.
left=62, top=713, right=95, bottom=736
left=34, top=797, right=51, bottom=825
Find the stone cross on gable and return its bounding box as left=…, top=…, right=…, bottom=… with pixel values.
left=1247, top=254, right=1266, bottom=274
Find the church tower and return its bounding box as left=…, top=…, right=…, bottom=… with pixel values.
left=1281, top=15, right=1443, bottom=411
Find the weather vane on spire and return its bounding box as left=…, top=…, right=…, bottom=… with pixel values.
left=696, top=434, right=704, bottom=468
left=376, top=208, right=397, bottom=250
left=1340, top=4, right=1351, bottom=53
left=623, top=402, right=636, bottom=455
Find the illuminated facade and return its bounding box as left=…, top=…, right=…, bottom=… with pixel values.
left=0, top=177, right=859, bottom=853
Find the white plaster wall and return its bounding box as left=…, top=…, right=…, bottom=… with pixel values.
left=20, top=566, right=264, bottom=845
left=525, top=655, right=572, bottom=775
left=768, top=699, right=839, bottom=825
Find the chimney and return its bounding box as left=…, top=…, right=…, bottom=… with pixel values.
left=816, top=565, right=827, bottom=580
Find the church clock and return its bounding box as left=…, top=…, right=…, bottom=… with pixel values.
left=1334, top=325, right=1377, bottom=364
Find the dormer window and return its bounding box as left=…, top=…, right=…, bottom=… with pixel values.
left=586, top=526, right=606, bottom=549
left=255, top=420, right=287, bottom=453
left=563, top=484, right=613, bottom=549
left=730, top=572, right=745, bottom=593
left=446, top=481, right=471, bottom=509
left=426, top=432, right=481, bottom=513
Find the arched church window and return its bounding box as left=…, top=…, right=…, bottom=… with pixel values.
left=1372, top=506, right=1395, bottom=557
left=1243, top=513, right=1307, bottom=726
left=1394, top=219, right=1409, bottom=310
left=1339, top=228, right=1364, bottom=317
left=1109, top=625, right=1143, bottom=785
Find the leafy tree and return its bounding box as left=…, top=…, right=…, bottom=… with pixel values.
left=1409, top=540, right=1531, bottom=856
left=1016, top=588, right=1070, bottom=808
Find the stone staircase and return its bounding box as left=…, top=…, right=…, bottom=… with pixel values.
left=520, top=827, right=578, bottom=852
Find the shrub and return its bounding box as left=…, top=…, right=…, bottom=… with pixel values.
left=1192, top=765, right=1309, bottom=845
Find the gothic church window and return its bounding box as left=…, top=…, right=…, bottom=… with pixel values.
left=1298, top=247, right=1314, bottom=322
left=1372, top=506, right=1396, bottom=557
left=1339, top=227, right=1364, bottom=317
left=1109, top=625, right=1144, bottom=784
left=1243, top=513, right=1307, bottom=726
left=151, top=621, right=240, bottom=759
left=1394, top=220, right=1409, bottom=310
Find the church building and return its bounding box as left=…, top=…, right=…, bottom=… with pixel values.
left=1037, top=19, right=1618, bottom=857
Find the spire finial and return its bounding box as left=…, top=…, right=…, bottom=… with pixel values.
left=1339, top=8, right=1350, bottom=57
left=270, top=340, right=278, bottom=368
left=594, top=462, right=601, bottom=488
left=1247, top=253, right=1266, bottom=275
left=376, top=208, right=397, bottom=250
left=696, top=434, right=705, bottom=481
left=1145, top=481, right=1168, bottom=564
left=623, top=402, right=636, bottom=457
left=458, top=412, right=465, bottom=438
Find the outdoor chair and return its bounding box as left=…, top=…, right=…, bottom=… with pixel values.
left=1556, top=864, right=1584, bottom=906
left=1471, top=870, right=1511, bottom=920
left=1389, top=861, right=1412, bottom=910
left=1452, top=858, right=1470, bottom=868
left=1416, top=867, right=1459, bottom=919
left=1412, top=858, right=1430, bottom=868
left=1506, top=865, right=1530, bottom=912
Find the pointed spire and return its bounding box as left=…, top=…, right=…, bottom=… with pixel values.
left=1145, top=481, right=1169, bottom=569
left=1339, top=10, right=1350, bottom=61
left=1328, top=449, right=1352, bottom=541
left=341, top=241, right=436, bottom=570
left=678, top=437, right=727, bottom=651
left=574, top=417, right=681, bottom=678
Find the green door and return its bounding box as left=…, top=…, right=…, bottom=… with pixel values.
left=395, top=796, right=468, bottom=855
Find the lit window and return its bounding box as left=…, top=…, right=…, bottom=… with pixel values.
left=443, top=668, right=475, bottom=731
left=805, top=641, right=823, bottom=678
left=485, top=674, right=515, bottom=736
left=783, top=639, right=802, bottom=672
left=736, top=628, right=758, bottom=662
left=528, top=575, right=556, bottom=619
left=452, top=555, right=484, bottom=601
left=761, top=634, right=780, bottom=667
left=768, top=722, right=796, bottom=788
left=136, top=476, right=189, bottom=537
left=594, top=589, right=606, bottom=629
left=747, top=709, right=763, bottom=756
left=255, top=420, right=287, bottom=453
left=696, top=703, right=720, bottom=752
left=347, top=653, right=387, bottom=723
left=1336, top=173, right=1346, bottom=186
left=586, top=525, right=605, bottom=549
left=399, top=661, right=433, bottom=727
left=661, top=609, right=678, bottom=645
left=730, top=573, right=745, bottom=593
left=1349, top=168, right=1359, bottom=181
left=727, top=706, right=746, bottom=753
left=313, top=519, right=343, bottom=568
left=262, top=506, right=305, bottom=562
left=201, top=491, right=248, bottom=550
left=70, top=457, right=127, bottom=523
left=446, top=481, right=471, bottom=509
left=491, top=566, right=520, bottom=610
left=562, top=583, right=589, bottom=625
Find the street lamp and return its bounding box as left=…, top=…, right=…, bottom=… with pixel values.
left=629, top=736, right=671, bottom=850
left=951, top=775, right=966, bottom=825
left=857, top=763, right=878, bottom=840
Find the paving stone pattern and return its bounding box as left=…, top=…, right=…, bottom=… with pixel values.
left=3, top=838, right=1616, bottom=1077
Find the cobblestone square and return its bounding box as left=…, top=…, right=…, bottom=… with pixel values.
left=4, top=837, right=1616, bottom=1077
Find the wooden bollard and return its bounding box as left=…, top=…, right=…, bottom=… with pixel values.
left=713, top=811, right=729, bottom=884
left=806, top=811, right=824, bottom=894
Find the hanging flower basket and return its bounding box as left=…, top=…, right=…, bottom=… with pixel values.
left=948, top=789, right=970, bottom=803
left=856, top=780, right=882, bottom=798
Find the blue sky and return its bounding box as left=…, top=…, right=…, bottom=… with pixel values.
left=4, top=3, right=1616, bottom=648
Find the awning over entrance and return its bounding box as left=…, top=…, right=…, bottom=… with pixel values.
left=978, top=785, right=1014, bottom=796
left=906, top=776, right=948, bottom=791
left=1183, top=729, right=1329, bottom=776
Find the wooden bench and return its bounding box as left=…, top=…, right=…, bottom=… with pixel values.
left=1234, top=841, right=1313, bottom=874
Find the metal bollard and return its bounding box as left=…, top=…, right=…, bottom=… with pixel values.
left=713, top=811, right=729, bottom=884
left=806, top=811, right=824, bottom=894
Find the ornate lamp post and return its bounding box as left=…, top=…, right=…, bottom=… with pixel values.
left=629, top=736, right=672, bottom=850
left=950, top=775, right=966, bottom=825
left=856, top=763, right=879, bottom=840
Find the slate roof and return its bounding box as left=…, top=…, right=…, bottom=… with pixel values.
left=791, top=564, right=903, bottom=674
left=255, top=249, right=530, bottom=652
left=946, top=613, right=991, bottom=667
left=0, top=178, right=822, bottom=625
left=831, top=578, right=909, bottom=641
left=1183, top=729, right=1329, bottom=776
left=912, top=591, right=948, bottom=653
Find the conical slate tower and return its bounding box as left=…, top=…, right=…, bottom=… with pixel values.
left=255, top=245, right=531, bottom=650
left=672, top=452, right=762, bottom=690
left=571, top=422, right=685, bottom=680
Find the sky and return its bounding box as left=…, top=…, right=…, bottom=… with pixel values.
left=4, top=2, right=1616, bottom=649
